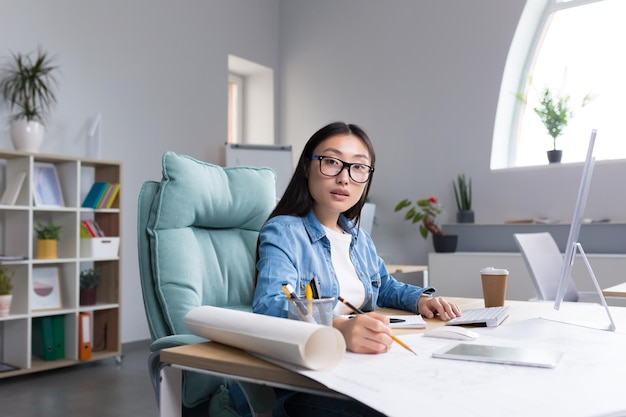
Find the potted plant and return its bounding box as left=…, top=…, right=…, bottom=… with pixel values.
left=453, top=174, right=473, bottom=223
left=0, top=263, right=14, bottom=317
left=517, top=86, right=592, bottom=163
left=34, top=221, right=62, bottom=259
left=0, top=48, right=59, bottom=152
left=79, top=268, right=100, bottom=305
left=394, top=197, right=457, bottom=253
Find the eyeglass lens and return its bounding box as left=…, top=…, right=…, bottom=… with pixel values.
left=317, top=156, right=371, bottom=183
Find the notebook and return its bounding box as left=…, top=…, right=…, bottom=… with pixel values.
left=432, top=343, right=563, bottom=368
left=389, top=315, right=426, bottom=329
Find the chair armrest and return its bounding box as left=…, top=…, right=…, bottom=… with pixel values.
left=150, top=334, right=208, bottom=352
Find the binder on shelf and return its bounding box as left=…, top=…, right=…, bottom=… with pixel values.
left=82, top=182, right=108, bottom=208
left=0, top=171, right=26, bottom=206
left=79, top=312, right=92, bottom=360
left=52, top=315, right=65, bottom=359
left=32, top=316, right=56, bottom=361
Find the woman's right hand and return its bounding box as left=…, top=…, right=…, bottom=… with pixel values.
left=333, top=312, right=393, bottom=354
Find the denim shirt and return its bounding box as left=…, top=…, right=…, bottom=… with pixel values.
left=253, top=210, right=435, bottom=318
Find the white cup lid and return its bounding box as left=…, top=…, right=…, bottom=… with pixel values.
left=480, top=267, right=509, bottom=275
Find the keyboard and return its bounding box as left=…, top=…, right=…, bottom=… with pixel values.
left=446, top=306, right=510, bottom=327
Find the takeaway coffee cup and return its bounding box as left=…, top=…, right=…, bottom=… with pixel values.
left=480, top=267, right=509, bottom=307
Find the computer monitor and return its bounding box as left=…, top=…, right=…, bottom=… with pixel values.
left=553, top=129, right=615, bottom=331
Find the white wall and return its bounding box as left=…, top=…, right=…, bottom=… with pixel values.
left=3, top=1, right=624, bottom=342
left=278, top=1, right=626, bottom=268
left=0, top=0, right=280, bottom=342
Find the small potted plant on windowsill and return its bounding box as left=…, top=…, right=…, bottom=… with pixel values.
left=0, top=263, right=14, bottom=317
left=517, top=86, right=592, bottom=164
left=34, top=221, right=62, bottom=259
left=80, top=268, right=100, bottom=306
left=394, top=197, right=457, bottom=253
left=453, top=174, right=473, bottom=223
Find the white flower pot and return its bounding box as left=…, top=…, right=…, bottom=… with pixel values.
left=10, top=119, right=45, bottom=153
left=0, top=294, right=12, bottom=317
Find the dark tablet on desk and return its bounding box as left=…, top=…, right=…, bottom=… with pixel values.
left=432, top=343, right=563, bottom=368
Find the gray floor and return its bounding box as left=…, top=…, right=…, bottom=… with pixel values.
left=0, top=339, right=160, bottom=417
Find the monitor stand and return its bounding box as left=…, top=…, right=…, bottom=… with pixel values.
left=552, top=242, right=616, bottom=331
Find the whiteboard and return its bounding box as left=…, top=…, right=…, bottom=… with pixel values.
left=225, top=143, right=293, bottom=198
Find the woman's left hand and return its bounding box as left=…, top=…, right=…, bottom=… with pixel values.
left=417, top=296, right=462, bottom=321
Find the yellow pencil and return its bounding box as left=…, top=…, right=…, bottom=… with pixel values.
left=282, top=284, right=316, bottom=323
left=338, top=296, right=417, bottom=356
left=305, top=283, right=314, bottom=315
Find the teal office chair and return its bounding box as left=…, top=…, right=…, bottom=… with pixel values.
left=137, top=152, right=276, bottom=416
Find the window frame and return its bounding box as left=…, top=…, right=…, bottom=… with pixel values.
left=228, top=73, right=244, bottom=144
left=492, top=0, right=608, bottom=169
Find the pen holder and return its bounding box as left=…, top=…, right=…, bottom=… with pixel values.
left=287, top=297, right=335, bottom=326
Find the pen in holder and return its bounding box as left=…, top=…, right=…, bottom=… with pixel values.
left=287, top=297, right=334, bottom=326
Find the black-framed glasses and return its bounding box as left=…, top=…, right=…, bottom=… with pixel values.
left=310, top=154, right=374, bottom=183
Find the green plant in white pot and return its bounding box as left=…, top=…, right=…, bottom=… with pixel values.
left=0, top=48, right=59, bottom=153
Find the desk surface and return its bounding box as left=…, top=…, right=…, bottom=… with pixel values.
left=161, top=298, right=626, bottom=417
left=160, top=298, right=550, bottom=390
left=603, top=282, right=626, bottom=297
left=160, top=297, right=476, bottom=394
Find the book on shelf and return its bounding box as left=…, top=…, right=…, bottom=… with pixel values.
left=80, top=219, right=105, bottom=238
left=185, top=306, right=346, bottom=370
left=98, top=183, right=120, bottom=209
left=82, top=182, right=108, bottom=208
left=0, top=254, right=28, bottom=261
left=0, top=171, right=26, bottom=206
left=82, top=182, right=120, bottom=209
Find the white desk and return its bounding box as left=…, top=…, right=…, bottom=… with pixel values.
left=603, top=282, right=626, bottom=297
left=160, top=298, right=626, bottom=417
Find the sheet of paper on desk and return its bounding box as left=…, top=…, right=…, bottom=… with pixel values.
left=389, top=314, right=426, bottom=328
left=185, top=306, right=346, bottom=370
left=291, top=317, right=626, bottom=417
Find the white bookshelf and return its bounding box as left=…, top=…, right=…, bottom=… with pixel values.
left=0, top=149, right=122, bottom=377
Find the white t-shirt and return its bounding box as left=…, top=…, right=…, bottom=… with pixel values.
left=323, top=226, right=366, bottom=314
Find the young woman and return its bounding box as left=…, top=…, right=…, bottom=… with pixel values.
left=239, top=122, right=461, bottom=416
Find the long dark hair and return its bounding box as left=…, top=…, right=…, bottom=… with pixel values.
left=268, top=121, right=376, bottom=226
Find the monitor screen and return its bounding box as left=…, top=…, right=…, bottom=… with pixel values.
left=554, top=129, right=597, bottom=310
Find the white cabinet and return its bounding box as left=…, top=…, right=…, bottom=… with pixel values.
left=428, top=252, right=626, bottom=305
left=0, top=150, right=121, bottom=377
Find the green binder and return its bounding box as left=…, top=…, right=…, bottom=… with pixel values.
left=32, top=316, right=55, bottom=361
left=52, top=315, right=65, bottom=359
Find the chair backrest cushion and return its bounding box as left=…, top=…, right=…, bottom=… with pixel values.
left=514, top=232, right=579, bottom=302
left=146, top=152, right=276, bottom=335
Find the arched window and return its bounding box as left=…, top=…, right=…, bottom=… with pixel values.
left=492, top=0, right=626, bottom=169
